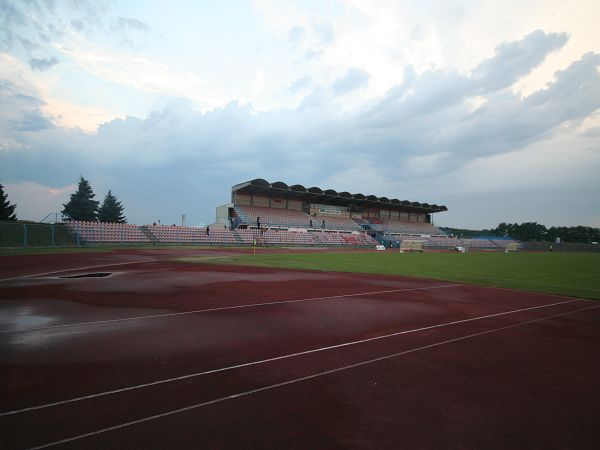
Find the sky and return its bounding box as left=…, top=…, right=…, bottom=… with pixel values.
left=0, top=0, right=599, bottom=229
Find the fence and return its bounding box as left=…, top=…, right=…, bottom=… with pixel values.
left=0, top=222, right=80, bottom=248
left=522, top=241, right=600, bottom=252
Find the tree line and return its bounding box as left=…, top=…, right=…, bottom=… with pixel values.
left=61, top=176, right=126, bottom=223
left=0, top=177, right=126, bottom=223
left=442, top=222, right=600, bottom=244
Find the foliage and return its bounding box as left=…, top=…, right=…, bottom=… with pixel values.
left=0, top=183, right=17, bottom=221
left=62, top=176, right=99, bottom=221
left=439, top=227, right=494, bottom=238
left=491, top=222, right=600, bottom=243
left=97, top=190, right=127, bottom=223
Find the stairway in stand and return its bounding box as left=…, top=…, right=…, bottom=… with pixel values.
left=139, top=225, right=159, bottom=243
left=230, top=229, right=244, bottom=243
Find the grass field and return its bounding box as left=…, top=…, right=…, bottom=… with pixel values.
left=179, top=251, right=600, bottom=300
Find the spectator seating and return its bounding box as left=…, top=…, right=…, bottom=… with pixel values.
left=66, top=221, right=150, bottom=243
left=235, top=205, right=362, bottom=231
left=235, top=228, right=376, bottom=247
left=66, top=221, right=376, bottom=247
left=235, top=205, right=311, bottom=228
left=147, top=225, right=237, bottom=244
left=380, top=219, right=445, bottom=236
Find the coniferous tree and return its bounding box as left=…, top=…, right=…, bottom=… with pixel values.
left=0, top=183, right=17, bottom=221
left=97, top=190, right=127, bottom=223
left=62, top=176, right=99, bottom=221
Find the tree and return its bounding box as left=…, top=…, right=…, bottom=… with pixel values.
left=62, top=176, right=99, bottom=221
left=97, top=190, right=127, bottom=223
left=0, top=183, right=17, bottom=221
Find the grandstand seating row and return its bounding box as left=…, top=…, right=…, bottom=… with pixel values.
left=67, top=221, right=150, bottom=243
left=422, top=237, right=519, bottom=249
left=234, top=205, right=450, bottom=236
left=148, top=225, right=237, bottom=244
left=373, top=218, right=445, bottom=236
left=65, top=221, right=517, bottom=249
left=234, top=229, right=376, bottom=246
left=65, top=221, right=376, bottom=247
left=235, top=205, right=362, bottom=231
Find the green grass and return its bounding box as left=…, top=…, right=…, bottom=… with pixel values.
left=178, top=251, right=600, bottom=300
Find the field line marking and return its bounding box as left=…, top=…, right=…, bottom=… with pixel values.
left=1, top=297, right=583, bottom=417
left=0, top=259, right=158, bottom=282
left=0, top=284, right=460, bottom=334
left=26, top=303, right=600, bottom=450
left=460, top=283, right=596, bottom=302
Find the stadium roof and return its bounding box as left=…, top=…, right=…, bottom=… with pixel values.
left=231, top=179, right=447, bottom=214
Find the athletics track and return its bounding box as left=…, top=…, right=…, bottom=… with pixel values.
left=1, top=248, right=599, bottom=449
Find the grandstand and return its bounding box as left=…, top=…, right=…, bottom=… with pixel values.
left=218, top=179, right=447, bottom=243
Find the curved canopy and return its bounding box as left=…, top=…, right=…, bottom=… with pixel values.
left=290, top=184, right=306, bottom=192
left=231, top=179, right=447, bottom=213
left=250, top=178, right=269, bottom=187
left=271, top=181, right=289, bottom=190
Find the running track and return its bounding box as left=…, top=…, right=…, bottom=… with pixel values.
left=1, top=248, right=599, bottom=449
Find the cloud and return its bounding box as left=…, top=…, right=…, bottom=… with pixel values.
left=286, top=75, right=312, bottom=94
left=11, top=110, right=55, bottom=131
left=331, top=68, right=370, bottom=95
left=313, top=22, right=334, bottom=45
left=70, top=19, right=85, bottom=31
left=112, top=17, right=150, bottom=32
left=58, top=43, right=228, bottom=108
left=472, top=30, right=569, bottom=93
left=28, top=56, right=60, bottom=71
left=288, top=25, right=305, bottom=43
left=1, top=30, right=599, bottom=226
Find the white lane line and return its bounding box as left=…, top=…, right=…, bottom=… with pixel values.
left=0, top=259, right=158, bottom=282
left=458, top=283, right=596, bottom=302
left=0, top=284, right=461, bottom=334
left=27, top=303, right=600, bottom=450
left=0, top=297, right=582, bottom=417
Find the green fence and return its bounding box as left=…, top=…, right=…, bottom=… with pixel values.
left=0, top=222, right=80, bottom=248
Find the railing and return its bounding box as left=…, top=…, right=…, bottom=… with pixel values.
left=0, top=222, right=79, bottom=247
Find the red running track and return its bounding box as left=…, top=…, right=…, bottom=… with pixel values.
left=1, top=248, right=599, bottom=449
